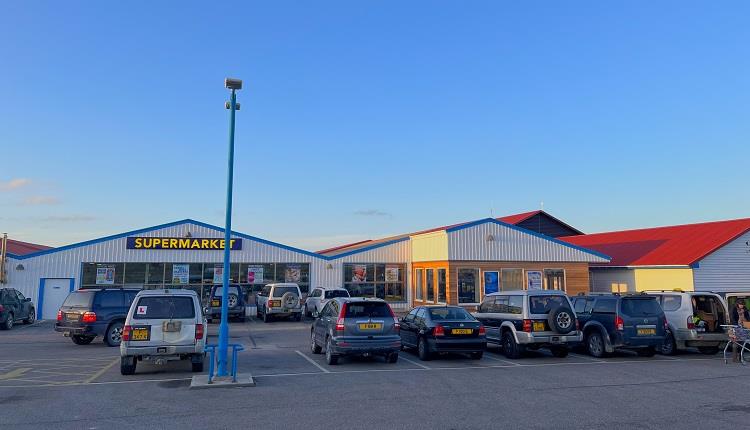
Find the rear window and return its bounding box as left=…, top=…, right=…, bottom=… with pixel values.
left=213, top=286, right=240, bottom=297
left=133, top=296, right=196, bottom=319
left=325, top=290, right=350, bottom=299
left=429, top=307, right=474, bottom=321
left=660, top=295, right=682, bottom=312
left=63, top=291, right=95, bottom=308
left=528, top=295, right=568, bottom=314
left=621, top=298, right=662, bottom=316
left=272, top=286, right=299, bottom=297
left=344, top=302, right=391, bottom=318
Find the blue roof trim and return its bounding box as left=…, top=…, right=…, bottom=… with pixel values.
left=11, top=219, right=325, bottom=260
left=323, top=237, right=410, bottom=260
left=6, top=252, right=21, bottom=259
left=446, top=218, right=612, bottom=262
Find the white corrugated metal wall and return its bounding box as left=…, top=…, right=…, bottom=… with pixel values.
left=693, top=230, right=750, bottom=293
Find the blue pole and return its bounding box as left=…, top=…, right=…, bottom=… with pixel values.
left=217, top=89, right=237, bottom=377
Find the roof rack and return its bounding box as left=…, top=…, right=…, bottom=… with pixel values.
left=642, top=289, right=685, bottom=293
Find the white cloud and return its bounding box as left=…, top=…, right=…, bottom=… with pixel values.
left=0, top=178, right=30, bottom=191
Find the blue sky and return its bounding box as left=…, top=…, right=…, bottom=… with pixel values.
left=1, top=1, right=748, bottom=250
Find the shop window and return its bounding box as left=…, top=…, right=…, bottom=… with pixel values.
left=275, top=263, right=310, bottom=293
left=501, top=269, right=523, bottom=291
left=81, top=263, right=124, bottom=287
left=437, top=269, right=446, bottom=303
left=426, top=269, right=435, bottom=302
left=146, top=263, right=165, bottom=284
left=544, top=269, right=565, bottom=291
left=124, top=263, right=147, bottom=286
left=164, top=263, right=203, bottom=286
left=343, top=263, right=405, bottom=302
left=457, top=268, right=480, bottom=304
left=203, top=264, right=239, bottom=284
left=415, top=269, right=423, bottom=301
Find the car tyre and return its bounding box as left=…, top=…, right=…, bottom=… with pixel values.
left=417, top=337, right=432, bottom=361
left=502, top=331, right=522, bottom=359
left=2, top=313, right=13, bottom=330
left=120, top=356, right=137, bottom=375
left=637, top=346, right=656, bottom=357
left=697, top=346, right=720, bottom=355
left=550, top=346, right=569, bottom=358
left=587, top=332, right=605, bottom=358
left=470, top=351, right=484, bottom=360
left=23, top=308, right=36, bottom=324
left=311, top=330, right=322, bottom=354
left=191, top=355, right=204, bottom=372
left=71, top=335, right=95, bottom=345
left=263, top=308, right=271, bottom=323
left=105, top=321, right=124, bottom=347
left=305, top=305, right=311, bottom=318
left=387, top=352, right=399, bottom=363
left=295, top=312, right=302, bottom=322
left=325, top=337, right=338, bottom=365
left=662, top=332, right=677, bottom=356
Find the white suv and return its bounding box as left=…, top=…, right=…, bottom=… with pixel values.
left=120, top=289, right=207, bottom=375
left=255, top=283, right=303, bottom=322
left=304, top=287, right=350, bottom=317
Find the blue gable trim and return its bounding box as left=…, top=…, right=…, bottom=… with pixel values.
left=323, top=237, right=410, bottom=260
left=12, top=219, right=325, bottom=260
left=446, top=218, right=612, bottom=262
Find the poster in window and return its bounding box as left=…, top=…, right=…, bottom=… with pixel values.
left=247, top=265, right=264, bottom=284
left=384, top=267, right=399, bottom=283
left=172, top=264, right=190, bottom=285
left=352, top=264, right=367, bottom=283
left=484, top=271, right=499, bottom=295
left=96, top=266, right=115, bottom=285
left=212, top=265, right=223, bottom=284
left=285, top=264, right=301, bottom=283
left=527, top=271, right=542, bottom=290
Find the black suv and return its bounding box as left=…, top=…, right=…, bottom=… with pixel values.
left=55, top=288, right=139, bottom=346
left=0, top=288, right=36, bottom=330
left=204, top=284, right=246, bottom=322
left=571, top=293, right=667, bottom=358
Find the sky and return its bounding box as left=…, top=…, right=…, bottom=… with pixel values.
left=1, top=1, right=749, bottom=251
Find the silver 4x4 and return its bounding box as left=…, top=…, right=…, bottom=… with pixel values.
left=474, top=290, right=581, bottom=359
left=255, top=283, right=303, bottom=323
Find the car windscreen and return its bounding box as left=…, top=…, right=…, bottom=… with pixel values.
left=272, top=286, right=298, bottom=297
left=621, top=298, right=661, bottom=316
left=344, top=302, right=391, bottom=318
left=528, top=295, right=568, bottom=314
left=62, top=291, right=95, bottom=308
left=325, top=290, right=350, bottom=299
left=429, top=307, right=474, bottom=321
left=133, top=296, right=195, bottom=319
left=212, top=286, right=239, bottom=297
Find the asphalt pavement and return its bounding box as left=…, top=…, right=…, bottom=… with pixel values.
left=2, top=318, right=750, bottom=429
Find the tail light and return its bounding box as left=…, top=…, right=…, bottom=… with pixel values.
left=82, top=311, right=97, bottom=323
left=434, top=324, right=445, bottom=336
left=195, top=323, right=204, bottom=341
left=523, top=319, right=532, bottom=333
left=56, top=310, right=62, bottom=321
left=335, top=303, right=347, bottom=333
left=615, top=315, right=624, bottom=331
left=478, top=325, right=486, bottom=335
left=663, top=318, right=669, bottom=331
left=387, top=304, right=400, bottom=332
left=576, top=319, right=580, bottom=331
left=687, top=315, right=695, bottom=330
left=122, top=325, right=132, bottom=341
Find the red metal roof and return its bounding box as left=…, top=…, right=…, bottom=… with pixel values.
left=497, top=210, right=541, bottom=225
left=3, top=238, right=52, bottom=256
left=561, top=218, right=750, bottom=267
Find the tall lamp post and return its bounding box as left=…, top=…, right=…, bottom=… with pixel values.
left=217, top=77, right=242, bottom=377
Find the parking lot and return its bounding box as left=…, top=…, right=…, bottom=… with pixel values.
left=3, top=318, right=750, bottom=429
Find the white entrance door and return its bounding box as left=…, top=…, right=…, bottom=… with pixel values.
left=42, top=279, right=71, bottom=320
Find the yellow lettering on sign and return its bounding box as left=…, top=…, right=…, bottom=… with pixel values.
left=201, top=239, right=209, bottom=249
left=229, top=239, right=235, bottom=248
left=143, top=238, right=152, bottom=248
left=179, top=239, right=190, bottom=248
left=153, top=238, right=162, bottom=248
left=170, top=239, right=178, bottom=248
left=209, top=239, right=218, bottom=249
left=219, top=239, right=225, bottom=249
left=191, top=239, right=200, bottom=249
left=135, top=238, right=143, bottom=248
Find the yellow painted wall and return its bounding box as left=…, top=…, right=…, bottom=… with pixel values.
left=634, top=268, right=694, bottom=292
left=411, top=231, right=448, bottom=262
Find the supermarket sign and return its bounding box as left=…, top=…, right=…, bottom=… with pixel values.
left=126, top=237, right=242, bottom=250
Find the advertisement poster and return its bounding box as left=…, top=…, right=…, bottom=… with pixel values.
left=527, top=271, right=543, bottom=290
left=212, top=265, right=223, bottom=283
left=172, top=264, right=189, bottom=285
left=285, top=264, right=301, bottom=283
left=484, top=271, right=499, bottom=295
left=351, top=264, right=367, bottom=282
left=247, top=266, right=264, bottom=284
left=96, top=266, right=115, bottom=285
left=384, top=267, right=399, bottom=282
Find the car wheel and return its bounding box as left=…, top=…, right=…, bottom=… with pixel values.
left=502, top=331, right=522, bottom=359
left=311, top=330, right=322, bottom=354
left=662, top=332, right=677, bottom=356
left=295, top=312, right=302, bottom=322
left=697, top=346, right=720, bottom=355
left=256, top=307, right=261, bottom=318
left=191, top=355, right=204, bottom=372
left=305, top=305, right=311, bottom=318
left=470, top=351, right=484, bottom=360
left=637, top=346, right=656, bottom=357
left=23, top=308, right=36, bottom=324
left=587, top=332, right=605, bottom=358
left=387, top=352, right=399, bottom=363
left=550, top=346, right=569, bottom=358
left=71, top=335, right=95, bottom=345
left=263, top=308, right=271, bottom=323
left=2, top=313, right=13, bottom=330
left=120, top=356, right=137, bottom=375
left=417, top=337, right=432, bottom=361
left=325, top=337, right=338, bottom=365
left=105, top=322, right=124, bottom=347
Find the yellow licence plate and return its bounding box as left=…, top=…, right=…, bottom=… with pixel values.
left=451, top=329, right=473, bottom=335
left=358, top=323, right=382, bottom=330
left=269, top=300, right=281, bottom=307
left=132, top=327, right=150, bottom=341
left=211, top=299, right=220, bottom=307
left=533, top=322, right=546, bottom=331
left=637, top=328, right=656, bottom=336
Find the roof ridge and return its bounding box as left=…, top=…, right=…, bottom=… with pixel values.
left=564, top=216, right=750, bottom=238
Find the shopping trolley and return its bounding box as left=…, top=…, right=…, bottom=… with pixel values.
left=721, top=325, right=750, bottom=364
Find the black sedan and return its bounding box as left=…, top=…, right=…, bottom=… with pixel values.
left=399, top=306, right=486, bottom=361
left=0, top=288, right=36, bottom=330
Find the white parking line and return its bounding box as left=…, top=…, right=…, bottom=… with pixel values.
left=295, top=350, right=330, bottom=373
left=569, top=353, right=605, bottom=363
left=483, top=354, right=522, bottom=366
left=399, top=356, right=431, bottom=370
left=653, top=354, right=679, bottom=360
